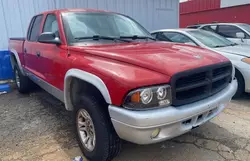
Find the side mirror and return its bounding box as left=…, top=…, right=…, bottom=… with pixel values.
left=38, top=32, right=61, bottom=45
left=236, top=32, right=245, bottom=39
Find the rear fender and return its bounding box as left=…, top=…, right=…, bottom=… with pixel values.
left=10, top=49, right=25, bottom=75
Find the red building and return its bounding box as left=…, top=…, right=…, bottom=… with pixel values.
left=180, top=0, right=250, bottom=28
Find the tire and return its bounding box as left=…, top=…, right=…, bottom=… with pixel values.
left=233, top=70, right=245, bottom=98
left=74, top=95, right=122, bottom=161
left=14, top=65, right=32, bottom=93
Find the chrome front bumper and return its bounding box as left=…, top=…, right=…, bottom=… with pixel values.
left=109, top=79, right=237, bottom=145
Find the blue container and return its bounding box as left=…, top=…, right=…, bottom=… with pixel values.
left=0, top=50, right=13, bottom=80
left=0, top=84, right=11, bottom=92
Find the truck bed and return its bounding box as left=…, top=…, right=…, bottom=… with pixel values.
left=9, top=37, right=25, bottom=41
left=9, top=37, right=25, bottom=53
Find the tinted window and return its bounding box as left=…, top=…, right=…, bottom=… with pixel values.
left=163, top=32, right=195, bottom=44
left=151, top=33, right=157, bottom=38
left=217, top=25, right=244, bottom=38
left=156, top=32, right=171, bottom=41
left=43, top=14, right=59, bottom=37
left=202, top=25, right=217, bottom=32
left=187, top=26, right=200, bottom=29
left=29, top=15, right=43, bottom=41
left=27, top=17, right=36, bottom=40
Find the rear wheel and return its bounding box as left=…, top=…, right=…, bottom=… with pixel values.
left=14, top=65, right=32, bottom=93
left=234, top=70, right=244, bottom=98
left=74, top=95, right=122, bottom=161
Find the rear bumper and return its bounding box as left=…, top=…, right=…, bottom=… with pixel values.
left=109, top=79, right=237, bottom=144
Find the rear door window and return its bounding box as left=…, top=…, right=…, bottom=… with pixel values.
left=29, top=15, right=43, bottom=41
left=27, top=17, right=36, bottom=40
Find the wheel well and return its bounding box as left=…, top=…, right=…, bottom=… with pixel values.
left=70, top=77, right=107, bottom=108
left=235, top=68, right=245, bottom=87
left=10, top=53, right=17, bottom=69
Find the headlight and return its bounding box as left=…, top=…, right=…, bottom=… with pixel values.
left=123, top=85, right=172, bottom=109
left=242, top=58, right=250, bottom=65
left=140, top=89, right=153, bottom=104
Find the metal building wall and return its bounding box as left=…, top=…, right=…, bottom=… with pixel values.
left=0, top=0, right=179, bottom=50
left=180, top=0, right=220, bottom=14
left=180, top=4, right=250, bottom=28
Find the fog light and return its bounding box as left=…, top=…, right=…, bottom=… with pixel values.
left=151, top=128, right=160, bottom=139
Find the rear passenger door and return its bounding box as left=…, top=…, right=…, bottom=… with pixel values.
left=216, top=25, right=250, bottom=44
left=23, top=14, right=43, bottom=76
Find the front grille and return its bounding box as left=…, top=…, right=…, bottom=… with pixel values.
left=171, top=62, right=232, bottom=106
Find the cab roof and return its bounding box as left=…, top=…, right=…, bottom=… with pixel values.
left=40, top=8, right=111, bottom=15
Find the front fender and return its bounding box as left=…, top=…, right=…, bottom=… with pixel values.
left=64, top=69, right=112, bottom=111
left=66, top=53, right=170, bottom=107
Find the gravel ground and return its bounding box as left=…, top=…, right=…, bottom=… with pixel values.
left=1, top=89, right=250, bottom=161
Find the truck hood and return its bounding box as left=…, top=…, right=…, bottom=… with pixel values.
left=71, top=42, right=228, bottom=76
left=214, top=44, right=250, bottom=57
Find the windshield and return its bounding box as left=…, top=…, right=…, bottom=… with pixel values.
left=62, top=12, right=152, bottom=44
left=188, top=30, right=235, bottom=48
left=238, top=24, right=250, bottom=33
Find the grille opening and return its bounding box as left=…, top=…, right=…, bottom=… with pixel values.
left=176, top=72, right=206, bottom=88
left=207, top=109, right=214, bottom=117
left=197, top=114, right=203, bottom=122
left=171, top=62, right=232, bottom=106
left=212, top=77, right=229, bottom=92
left=182, top=119, right=192, bottom=125
left=176, top=85, right=206, bottom=100
left=213, top=66, right=231, bottom=77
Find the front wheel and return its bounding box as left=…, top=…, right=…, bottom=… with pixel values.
left=74, top=95, right=122, bottom=161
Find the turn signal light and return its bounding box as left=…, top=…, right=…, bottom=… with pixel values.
left=131, top=91, right=140, bottom=103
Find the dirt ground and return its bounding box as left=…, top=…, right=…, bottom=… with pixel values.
left=1, top=89, right=250, bottom=161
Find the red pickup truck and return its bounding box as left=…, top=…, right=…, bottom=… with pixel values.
left=9, top=9, right=237, bottom=161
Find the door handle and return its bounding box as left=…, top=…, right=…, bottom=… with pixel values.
left=24, top=48, right=27, bottom=54
left=36, top=51, right=41, bottom=57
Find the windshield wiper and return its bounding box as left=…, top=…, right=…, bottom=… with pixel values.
left=120, top=35, right=156, bottom=41
left=75, top=35, right=131, bottom=42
